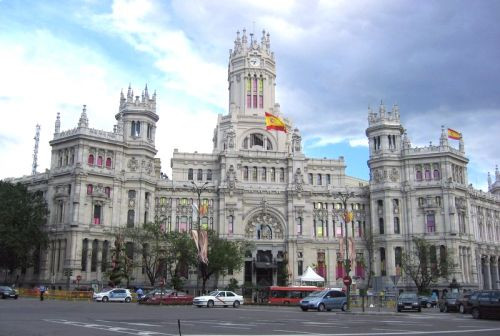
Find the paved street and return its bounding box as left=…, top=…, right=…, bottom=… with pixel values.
left=1, top=298, right=500, bottom=336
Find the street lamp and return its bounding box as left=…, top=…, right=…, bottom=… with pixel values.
left=185, top=181, right=209, bottom=296
left=334, top=190, right=355, bottom=312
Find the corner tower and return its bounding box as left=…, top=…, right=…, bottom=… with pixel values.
left=228, top=29, right=276, bottom=115
left=115, top=84, right=159, bottom=155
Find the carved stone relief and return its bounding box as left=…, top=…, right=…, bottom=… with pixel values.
left=128, top=157, right=139, bottom=171
left=245, top=212, right=283, bottom=240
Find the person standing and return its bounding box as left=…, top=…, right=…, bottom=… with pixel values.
left=39, top=285, right=46, bottom=301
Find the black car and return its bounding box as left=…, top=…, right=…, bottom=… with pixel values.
left=0, top=286, right=18, bottom=299
left=469, top=290, right=500, bottom=320
left=439, top=292, right=460, bottom=312
left=397, top=293, right=421, bottom=312
left=457, top=292, right=473, bottom=314
left=419, top=295, right=437, bottom=308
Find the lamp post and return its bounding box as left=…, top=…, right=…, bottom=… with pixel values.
left=335, top=190, right=355, bottom=312
left=186, top=181, right=208, bottom=296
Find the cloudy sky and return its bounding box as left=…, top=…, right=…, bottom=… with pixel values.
left=0, top=0, right=498, bottom=191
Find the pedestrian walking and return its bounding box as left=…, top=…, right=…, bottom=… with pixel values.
left=39, top=285, right=46, bottom=301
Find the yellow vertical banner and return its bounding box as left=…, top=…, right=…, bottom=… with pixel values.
left=258, top=78, right=263, bottom=93
left=246, top=78, right=251, bottom=93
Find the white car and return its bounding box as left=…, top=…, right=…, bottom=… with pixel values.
left=193, top=290, right=243, bottom=308
left=93, top=288, right=132, bottom=303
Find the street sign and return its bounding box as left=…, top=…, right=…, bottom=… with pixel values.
left=390, top=275, right=400, bottom=285
left=343, top=276, right=352, bottom=286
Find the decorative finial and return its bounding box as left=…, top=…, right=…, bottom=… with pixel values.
left=54, top=112, right=61, bottom=134
left=144, top=84, right=149, bottom=99
left=78, top=104, right=89, bottom=128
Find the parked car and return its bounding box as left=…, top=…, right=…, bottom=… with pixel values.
left=93, top=288, right=132, bottom=303
left=419, top=295, right=437, bottom=308
left=0, top=286, right=18, bottom=299
left=469, top=290, right=500, bottom=320
left=299, top=289, right=347, bottom=312
left=138, top=289, right=174, bottom=303
left=193, top=290, right=243, bottom=308
left=140, top=291, right=193, bottom=305
left=397, top=293, right=421, bottom=312
left=439, top=292, right=460, bottom=312
left=458, top=292, right=474, bottom=314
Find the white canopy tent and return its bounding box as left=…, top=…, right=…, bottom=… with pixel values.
left=297, top=266, right=325, bottom=284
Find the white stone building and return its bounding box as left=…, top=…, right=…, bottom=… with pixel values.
left=5, top=29, right=499, bottom=294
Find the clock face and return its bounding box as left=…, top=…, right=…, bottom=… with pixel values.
left=249, top=57, right=261, bottom=67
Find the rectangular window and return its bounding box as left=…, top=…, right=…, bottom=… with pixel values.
left=394, top=217, right=400, bottom=234
left=228, top=216, right=234, bottom=234
left=379, top=218, right=384, bottom=234
left=326, top=174, right=331, bottom=184
left=298, top=260, right=303, bottom=276
left=93, top=205, right=101, bottom=225
left=252, top=167, right=258, bottom=181
left=253, top=95, right=257, bottom=108
left=426, top=213, right=436, bottom=233
left=179, top=216, right=188, bottom=232
left=297, top=217, right=302, bottom=235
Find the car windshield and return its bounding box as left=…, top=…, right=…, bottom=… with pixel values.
left=0, top=286, right=10, bottom=290
left=447, top=293, right=459, bottom=299
left=307, top=290, right=327, bottom=298
left=208, top=291, right=219, bottom=296
left=399, top=293, right=417, bottom=299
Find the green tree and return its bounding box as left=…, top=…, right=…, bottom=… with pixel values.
left=124, top=221, right=169, bottom=286
left=199, top=230, right=247, bottom=293
left=0, top=181, right=48, bottom=278
left=400, top=236, right=455, bottom=294
left=106, top=230, right=137, bottom=287
left=164, top=231, right=197, bottom=290
left=362, top=224, right=375, bottom=288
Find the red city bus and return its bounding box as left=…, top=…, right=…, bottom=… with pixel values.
left=267, top=286, right=322, bottom=305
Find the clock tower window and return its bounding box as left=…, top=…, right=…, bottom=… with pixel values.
left=253, top=77, right=258, bottom=108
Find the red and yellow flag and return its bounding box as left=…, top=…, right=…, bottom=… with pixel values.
left=265, top=112, right=287, bottom=133
left=447, top=128, right=461, bottom=140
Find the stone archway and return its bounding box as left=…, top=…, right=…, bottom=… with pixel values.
left=245, top=212, right=284, bottom=240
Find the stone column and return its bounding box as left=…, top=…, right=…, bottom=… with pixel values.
left=484, top=257, right=492, bottom=289
left=492, top=257, right=499, bottom=290
left=96, top=240, right=102, bottom=283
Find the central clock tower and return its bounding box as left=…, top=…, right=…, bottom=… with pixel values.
left=228, top=29, right=277, bottom=116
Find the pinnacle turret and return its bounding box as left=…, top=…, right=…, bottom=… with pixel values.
left=230, top=28, right=272, bottom=57
left=54, top=112, right=61, bottom=134
left=367, top=101, right=401, bottom=126
left=78, top=105, right=88, bottom=128
left=440, top=125, right=448, bottom=147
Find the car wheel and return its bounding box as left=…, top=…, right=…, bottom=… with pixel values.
left=459, top=304, right=465, bottom=314
left=14, top=296, right=18, bottom=300
left=102, top=296, right=109, bottom=303
left=197, top=305, right=202, bottom=308
left=426, top=302, right=431, bottom=308
left=207, top=300, right=214, bottom=308
left=327, top=309, right=332, bottom=312
left=472, top=308, right=481, bottom=319
left=341, top=303, right=348, bottom=312
left=125, top=297, right=131, bottom=303
left=301, top=307, right=308, bottom=311
left=439, top=306, right=445, bottom=312
left=233, top=301, right=240, bottom=308
left=397, top=307, right=402, bottom=312
left=418, top=307, right=421, bottom=312
left=318, top=303, right=326, bottom=312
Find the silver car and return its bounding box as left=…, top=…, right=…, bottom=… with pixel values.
left=93, top=288, right=132, bottom=303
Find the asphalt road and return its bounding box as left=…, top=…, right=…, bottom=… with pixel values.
left=1, top=298, right=500, bottom=336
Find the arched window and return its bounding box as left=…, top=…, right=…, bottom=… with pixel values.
left=279, top=168, right=285, bottom=182
left=425, top=166, right=431, bottom=180
left=243, top=166, right=249, bottom=180
left=88, top=154, right=95, bottom=166
left=92, top=203, right=101, bottom=224
left=317, top=174, right=322, bottom=185
left=250, top=133, right=264, bottom=147
left=395, top=247, right=402, bottom=275
left=207, top=169, right=212, bottom=181
left=379, top=218, right=385, bottom=234
left=261, top=167, right=267, bottom=181
left=101, top=240, right=109, bottom=272
left=266, top=138, right=273, bottom=150
left=257, top=224, right=272, bottom=240
left=81, top=239, right=88, bottom=271
left=188, top=168, right=193, bottom=180
left=97, top=156, right=103, bottom=167
left=127, top=210, right=135, bottom=228
left=380, top=247, right=386, bottom=276
left=252, top=167, right=258, bottom=181
left=433, top=169, right=440, bottom=180
left=91, top=240, right=98, bottom=272
left=243, top=137, right=249, bottom=149
left=308, top=173, right=313, bottom=185
left=197, top=169, right=203, bottom=181
left=104, top=187, right=111, bottom=198
left=271, top=168, right=276, bottom=182
left=416, top=166, right=422, bottom=181
left=106, top=158, right=112, bottom=168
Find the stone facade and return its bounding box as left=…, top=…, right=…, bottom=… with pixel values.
left=5, top=29, right=499, bottom=293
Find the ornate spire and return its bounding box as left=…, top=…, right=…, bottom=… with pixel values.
left=54, top=112, right=60, bottom=134
left=379, top=100, right=386, bottom=116
left=241, top=28, right=247, bottom=50
left=78, top=105, right=89, bottom=128
left=440, top=125, right=448, bottom=147
left=144, top=84, right=149, bottom=100
left=496, top=165, right=499, bottom=181
left=488, top=171, right=492, bottom=190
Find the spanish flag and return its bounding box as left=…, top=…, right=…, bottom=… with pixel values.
left=265, top=112, right=287, bottom=132
left=447, top=128, right=461, bottom=140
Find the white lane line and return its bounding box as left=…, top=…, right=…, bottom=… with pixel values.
left=43, top=319, right=176, bottom=335
left=272, top=330, right=317, bottom=334
left=372, top=328, right=414, bottom=332
left=215, top=325, right=252, bottom=330
left=188, top=327, right=500, bottom=336
left=96, top=320, right=162, bottom=327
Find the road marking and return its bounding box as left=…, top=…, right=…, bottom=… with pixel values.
left=96, top=319, right=162, bottom=327
left=372, top=328, right=414, bottom=332
left=43, top=319, right=176, bottom=335
left=272, top=330, right=317, bottom=334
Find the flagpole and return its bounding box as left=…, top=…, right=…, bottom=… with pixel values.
left=190, top=181, right=208, bottom=296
